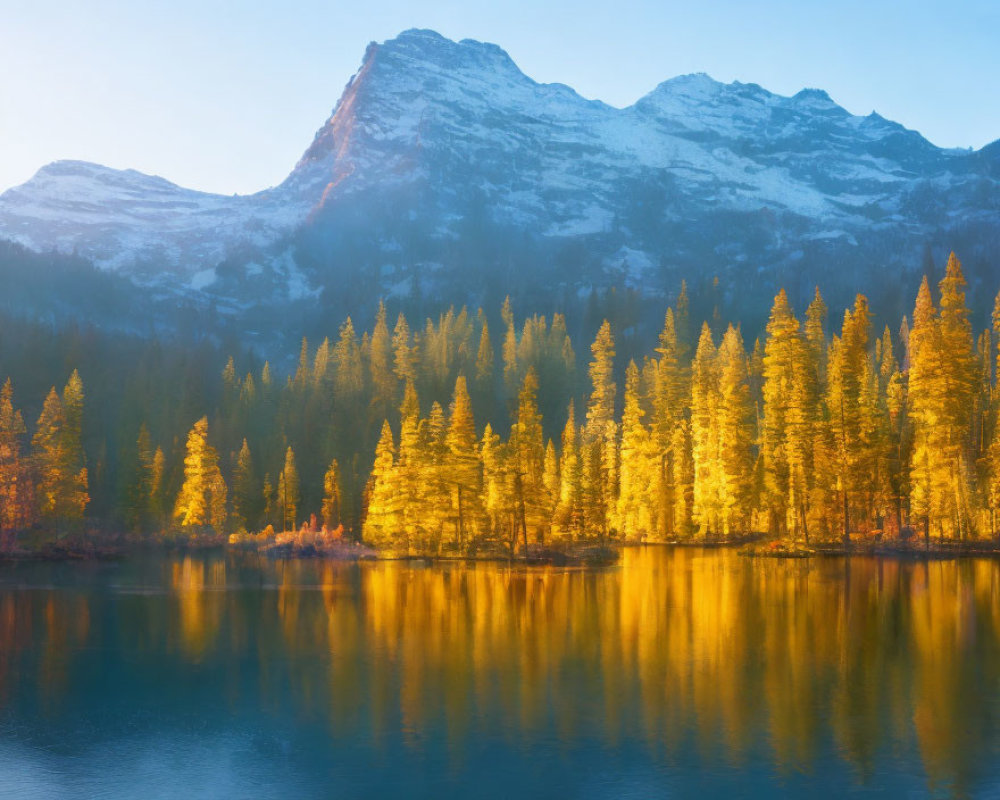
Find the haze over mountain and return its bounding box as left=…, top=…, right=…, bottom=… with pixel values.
left=1, top=28, right=997, bottom=327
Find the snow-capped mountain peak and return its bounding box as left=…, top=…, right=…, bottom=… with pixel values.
left=0, top=29, right=997, bottom=314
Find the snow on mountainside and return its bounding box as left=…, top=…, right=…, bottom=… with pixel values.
left=0, top=160, right=308, bottom=292
left=0, top=28, right=997, bottom=312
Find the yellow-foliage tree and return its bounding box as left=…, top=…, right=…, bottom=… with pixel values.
left=32, top=374, right=89, bottom=522
left=0, top=379, right=33, bottom=537
left=174, top=416, right=227, bottom=532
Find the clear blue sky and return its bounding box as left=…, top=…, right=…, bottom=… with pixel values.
left=2, top=0, right=997, bottom=195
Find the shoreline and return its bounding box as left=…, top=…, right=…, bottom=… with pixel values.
left=5, top=534, right=1000, bottom=564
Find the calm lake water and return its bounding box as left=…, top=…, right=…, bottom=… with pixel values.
left=1, top=547, right=999, bottom=798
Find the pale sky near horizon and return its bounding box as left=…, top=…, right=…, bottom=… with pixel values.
left=1, top=0, right=997, bottom=195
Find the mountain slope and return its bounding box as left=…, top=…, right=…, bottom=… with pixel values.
left=1, top=28, right=997, bottom=317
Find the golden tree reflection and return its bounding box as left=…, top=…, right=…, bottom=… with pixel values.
left=170, top=556, right=226, bottom=659
left=0, top=549, right=998, bottom=793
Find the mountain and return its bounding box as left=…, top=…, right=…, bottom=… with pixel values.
left=1, top=28, right=998, bottom=324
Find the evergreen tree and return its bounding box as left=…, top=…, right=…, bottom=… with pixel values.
left=278, top=446, right=300, bottom=531
left=261, top=473, right=275, bottom=528
left=717, top=325, right=756, bottom=534
left=937, top=253, right=977, bottom=538
left=33, top=380, right=89, bottom=522
left=762, top=290, right=816, bottom=540
left=554, top=403, right=583, bottom=539
left=512, top=368, right=547, bottom=538
left=392, top=314, right=417, bottom=385
left=174, top=417, right=227, bottom=532
left=616, top=361, right=655, bottom=539
left=651, top=309, right=688, bottom=539
left=321, top=458, right=343, bottom=531
left=364, top=422, right=400, bottom=549
left=125, top=423, right=158, bottom=531
left=369, top=301, right=397, bottom=423
left=909, top=257, right=977, bottom=541
left=475, top=318, right=494, bottom=389
left=671, top=419, right=695, bottom=537
left=232, top=438, right=258, bottom=531
left=585, top=320, right=617, bottom=536
left=445, top=376, right=481, bottom=551
left=0, top=379, right=32, bottom=537
left=825, top=296, right=874, bottom=541
left=805, top=287, right=829, bottom=386
left=502, top=311, right=519, bottom=410
left=691, top=323, right=723, bottom=535
left=479, top=422, right=509, bottom=547
left=586, top=320, right=616, bottom=438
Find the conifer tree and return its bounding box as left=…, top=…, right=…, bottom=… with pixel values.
left=125, top=423, right=158, bottom=531
left=369, top=301, right=397, bottom=422
left=825, top=296, right=874, bottom=540
left=762, top=290, right=816, bottom=540
left=908, top=277, right=939, bottom=543
left=502, top=311, right=519, bottom=410
left=671, top=419, right=695, bottom=537
left=321, top=458, right=342, bottom=531
left=616, top=361, right=654, bottom=538
left=33, top=380, right=89, bottom=522
left=222, top=356, right=238, bottom=394
left=150, top=446, right=165, bottom=523
left=334, top=318, right=364, bottom=402
left=313, top=337, right=332, bottom=386
left=392, top=314, right=417, bottom=385
left=445, top=376, right=481, bottom=550
left=294, top=338, right=310, bottom=390
left=585, top=320, right=617, bottom=534
left=0, top=379, right=31, bottom=537
left=32, top=389, right=64, bottom=520
left=261, top=473, right=275, bottom=528
left=554, top=403, right=582, bottom=538
left=651, top=309, right=688, bottom=539
left=543, top=439, right=559, bottom=525
left=396, top=380, right=425, bottom=551
left=174, top=417, right=227, bottom=532
left=61, top=370, right=88, bottom=518
left=364, top=422, right=401, bottom=549
left=675, top=280, right=692, bottom=360
left=421, top=401, right=450, bottom=550
left=580, top=438, right=607, bottom=540
left=805, top=288, right=829, bottom=386
left=278, top=446, right=300, bottom=532
left=718, top=325, right=756, bottom=534
left=586, top=321, right=616, bottom=437
left=473, top=315, right=495, bottom=423
left=479, top=422, right=507, bottom=545
left=691, top=323, right=723, bottom=535
left=475, top=318, right=494, bottom=389
left=512, top=368, right=547, bottom=538
left=937, top=253, right=977, bottom=538
left=909, top=257, right=977, bottom=541
left=232, top=438, right=257, bottom=531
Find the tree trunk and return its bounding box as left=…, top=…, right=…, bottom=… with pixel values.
left=515, top=472, right=529, bottom=556
left=842, top=485, right=850, bottom=549
left=456, top=484, right=464, bottom=554
left=896, top=492, right=903, bottom=536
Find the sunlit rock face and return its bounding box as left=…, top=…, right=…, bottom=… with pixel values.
left=1, top=28, right=997, bottom=312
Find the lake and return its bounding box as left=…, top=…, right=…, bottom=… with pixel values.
left=1, top=548, right=999, bottom=798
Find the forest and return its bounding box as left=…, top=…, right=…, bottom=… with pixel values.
left=1, top=251, right=998, bottom=555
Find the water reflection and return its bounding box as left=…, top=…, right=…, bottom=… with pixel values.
left=1, top=549, right=998, bottom=796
